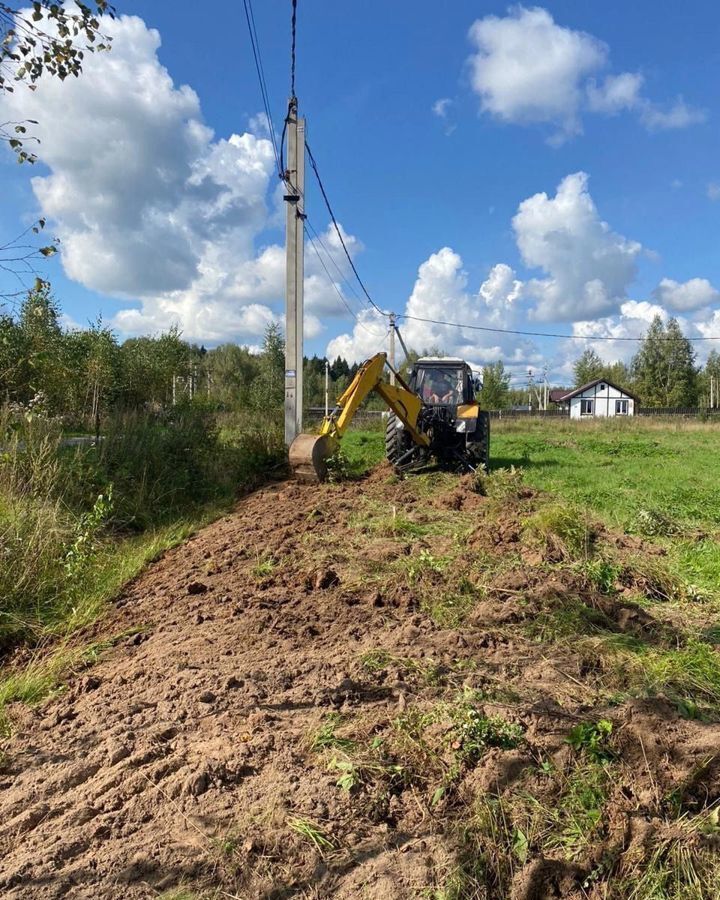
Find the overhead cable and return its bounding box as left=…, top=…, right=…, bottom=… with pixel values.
left=398, top=313, right=720, bottom=342
left=305, top=142, right=388, bottom=318
left=242, top=0, right=281, bottom=176
left=290, top=0, right=298, bottom=99
left=304, top=224, right=387, bottom=338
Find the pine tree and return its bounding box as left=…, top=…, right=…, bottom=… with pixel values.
left=256, top=322, right=285, bottom=409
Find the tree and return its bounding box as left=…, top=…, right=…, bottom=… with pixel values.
left=254, top=322, right=285, bottom=410
left=0, top=311, right=25, bottom=401
left=1, top=1, right=114, bottom=160
left=206, top=343, right=260, bottom=408
left=329, top=356, right=350, bottom=381
left=699, top=349, right=720, bottom=407
left=17, top=277, right=64, bottom=407
left=479, top=360, right=510, bottom=410
left=573, top=348, right=604, bottom=387
left=631, top=315, right=698, bottom=407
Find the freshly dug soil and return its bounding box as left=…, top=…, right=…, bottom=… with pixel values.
left=1, top=467, right=719, bottom=899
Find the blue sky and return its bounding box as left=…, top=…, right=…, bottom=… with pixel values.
left=2, top=1, right=720, bottom=382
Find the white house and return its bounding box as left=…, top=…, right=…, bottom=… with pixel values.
left=552, top=379, right=637, bottom=419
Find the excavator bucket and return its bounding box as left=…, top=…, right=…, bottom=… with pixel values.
left=289, top=433, right=338, bottom=483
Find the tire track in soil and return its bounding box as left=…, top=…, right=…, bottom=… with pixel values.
left=0, top=468, right=719, bottom=899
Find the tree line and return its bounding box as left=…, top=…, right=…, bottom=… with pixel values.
left=478, top=315, right=715, bottom=410
left=0, top=280, right=362, bottom=425
left=3, top=282, right=716, bottom=422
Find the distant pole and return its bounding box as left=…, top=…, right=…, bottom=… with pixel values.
left=388, top=312, right=396, bottom=385
left=324, top=359, right=330, bottom=417
left=527, top=369, right=533, bottom=412
left=284, top=96, right=306, bottom=445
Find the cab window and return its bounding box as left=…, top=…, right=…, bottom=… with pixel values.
left=416, top=368, right=463, bottom=404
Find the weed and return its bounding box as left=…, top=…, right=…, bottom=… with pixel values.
left=547, top=762, right=610, bottom=856
left=526, top=504, right=595, bottom=559
left=566, top=719, right=615, bottom=763
left=424, top=591, right=477, bottom=628
left=324, top=446, right=351, bottom=482
left=252, top=554, right=275, bottom=579
left=486, top=466, right=526, bottom=500
left=309, top=713, right=356, bottom=753
left=585, top=636, right=720, bottom=715
left=360, top=648, right=392, bottom=672
left=406, top=549, right=448, bottom=582
left=447, top=696, right=524, bottom=765
left=631, top=506, right=679, bottom=537
left=525, top=597, right=609, bottom=642
left=287, top=817, right=335, bottom=852
left=360, top=649, right=445, bottom=685
left=619, top=555, right=688, bottom=603
left=64, top=487, right=114, bottom=577
left=620, top=835, right=720, bottom=899
left=393, top=693, right=523, bottom=805
left=584, top=559, right=621, bottom=594
left=329, top=758, right=362, bottom=791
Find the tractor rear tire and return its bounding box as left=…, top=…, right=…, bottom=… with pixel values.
left=472, top=411, right=490, bottom=471
left=385, top=412, right=401, bottom=463
left=385, top=412, right=411, bottom=466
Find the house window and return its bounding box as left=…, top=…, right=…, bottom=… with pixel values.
left=599, top=383, right=606, bottom=390
left=616, top=399, right=628, bottom=415
left=581, top=399, right=594, bottom=415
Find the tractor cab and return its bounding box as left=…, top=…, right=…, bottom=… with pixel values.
left=408, top=358, right=476, bottom=408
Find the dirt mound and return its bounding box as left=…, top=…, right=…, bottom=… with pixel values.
left=1, top=471, right=719, bottom=898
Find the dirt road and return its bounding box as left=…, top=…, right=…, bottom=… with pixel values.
left=1, top=467, right=718, bottom=898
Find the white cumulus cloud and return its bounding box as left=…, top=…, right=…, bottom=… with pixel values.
left=467, top=6, right=605, bottom=141
left=587, top=72, right=644, bottom=113
left=513, top=172, right=642, bottom=321
left=432, top=98, right=453, bottom=118
left=639, top=99, right=707, bottom=131
left=465, top=6, right=705, bottom=142
left=653, top=277, right=720, bottom=312
left=0, top=12, right=366, bottom=345
left=328, top=248, right=538, bottom=371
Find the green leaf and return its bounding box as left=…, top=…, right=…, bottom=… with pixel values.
left=513, top=828, right=529, bottom=864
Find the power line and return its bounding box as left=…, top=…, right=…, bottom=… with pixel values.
left=304, top=224, right=387, bottom=338
left=242, top=0, right=281, bottom=176
left=397, top=313, right=720, bottom=342
left=305, top=142, right=388, bottom=318
left=305, top=219, right=365, bottom=308
left=290, top=0, right=298, bottom=99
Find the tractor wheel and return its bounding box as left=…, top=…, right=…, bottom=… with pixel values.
left=469, top=412, right=490, bottom=471
left=385, top=412, right=411, bottom=466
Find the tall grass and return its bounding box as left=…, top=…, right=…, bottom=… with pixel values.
left=0, top=404, right=285, bottom=654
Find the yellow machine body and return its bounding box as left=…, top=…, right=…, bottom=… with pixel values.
left=289, top=352, right=429, bottom=482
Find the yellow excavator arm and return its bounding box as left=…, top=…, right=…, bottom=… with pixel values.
left=289, top=352, right=429, bottom=482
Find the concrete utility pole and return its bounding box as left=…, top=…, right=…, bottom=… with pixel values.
left=388, top=312, right=396, bottom=385
left=324, top=359, right=330, bottom=417
left=284, top=97, right=306, bottom=446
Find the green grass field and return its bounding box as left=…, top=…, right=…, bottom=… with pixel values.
left=345, top=417, right=720, bottom=598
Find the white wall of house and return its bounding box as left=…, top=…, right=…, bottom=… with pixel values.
left=569, top=382, right=635, bottom=419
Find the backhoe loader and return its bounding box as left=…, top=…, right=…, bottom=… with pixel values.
left=289, top=353, right=489, bottom=482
